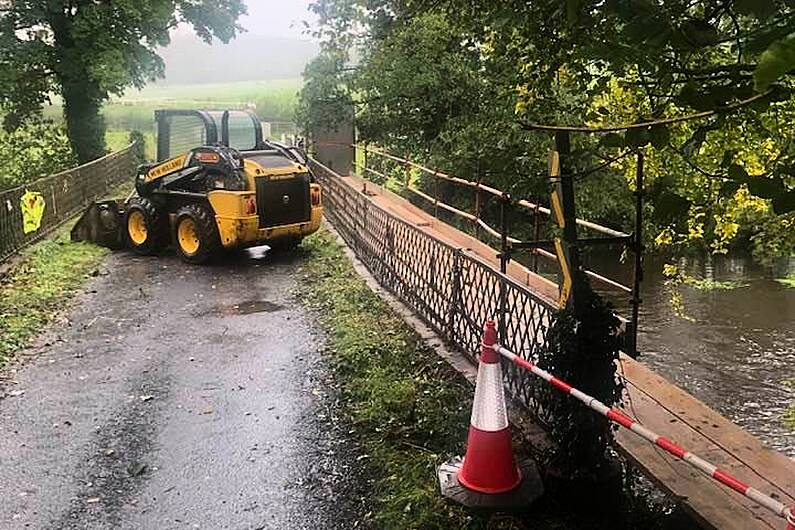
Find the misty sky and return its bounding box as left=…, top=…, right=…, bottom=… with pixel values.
left=175, top=0, right=317, bottom=40
left=156, top=1, right=319, bottom=84
left=241, top=0, right=317, bottom=38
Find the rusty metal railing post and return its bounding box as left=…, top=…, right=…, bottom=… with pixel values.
left=434, top=170, right=439, bottom=220
left=498, top=192, right=511, bottom=341
left=447, top=249, right=463, bottom=348
left=473, top=163, right=482, bottom=240
left=532, top=200, right=541, bottom=273
left=629, top=150, right=645, bottom=357
left=473, top=186, right=481, bottom=239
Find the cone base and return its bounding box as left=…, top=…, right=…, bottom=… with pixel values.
left=438, top=457, right=544, bottom=510
left=457, top=426, right=521, bottom=494
left=458, top=466, right=522, bottom=494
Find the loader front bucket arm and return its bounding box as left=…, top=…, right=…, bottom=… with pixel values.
left=70, top=200, right=127, bottom=250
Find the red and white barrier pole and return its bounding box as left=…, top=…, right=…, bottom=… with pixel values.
left=495, top=343, right=794, bottom=524
left=457, top=321, right=522, bottom=494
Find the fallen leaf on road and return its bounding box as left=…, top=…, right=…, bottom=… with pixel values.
left=128, top=463, right=147, bottom=477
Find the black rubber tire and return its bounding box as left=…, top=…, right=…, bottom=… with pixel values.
left=124, top=197, right=167, bottom=255
left=173, top=203, right=221, bottom=264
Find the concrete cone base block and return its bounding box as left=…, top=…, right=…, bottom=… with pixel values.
left=437, top=456, right=544, bottom=510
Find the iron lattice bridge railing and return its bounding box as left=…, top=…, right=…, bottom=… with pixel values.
left=0, top=143, right=139, bottom=264
left=310, top=157, right=559, bottom=423
left=313, top=141, right=643, bottom=356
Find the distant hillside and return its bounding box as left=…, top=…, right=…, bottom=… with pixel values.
left=156, top=34, right=319, bottom=85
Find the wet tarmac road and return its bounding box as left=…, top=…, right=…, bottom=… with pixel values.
left=0, top=248, right=360, bottom=530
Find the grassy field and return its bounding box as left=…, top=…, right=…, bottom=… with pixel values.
left=43, top=78, right=302, bottom=134
left=776, top=273, right=795, bottom=288
left=105, top=130, right=156, bottom=160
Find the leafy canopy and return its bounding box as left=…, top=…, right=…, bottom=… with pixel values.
left=299, top=0, right=795, bottom=264
left=0, top=118, right=75, bottom=191
left=0, top=0, right=246, bottom=161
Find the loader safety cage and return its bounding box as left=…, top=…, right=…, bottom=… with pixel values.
left=155, top=109, right=263, bottom=162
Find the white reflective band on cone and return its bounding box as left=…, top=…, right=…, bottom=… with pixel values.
left=470, top=362, right=509, bottom=431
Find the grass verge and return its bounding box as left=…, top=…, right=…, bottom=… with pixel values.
left=0, top=224, right=108, bottom=367
left=776, top=274, right=795, bottom=288
left=299, top=228, right=593, bottom=530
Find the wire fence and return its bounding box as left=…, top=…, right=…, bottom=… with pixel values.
left=0, top=143, right=139, bottom=264
left=310, top=157, right=559, bottom=423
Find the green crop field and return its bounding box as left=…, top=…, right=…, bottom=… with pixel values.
left=43, top=78, right=302, bottom=135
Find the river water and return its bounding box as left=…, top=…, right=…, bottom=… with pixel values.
left=580, top=252, right=795, bottom=457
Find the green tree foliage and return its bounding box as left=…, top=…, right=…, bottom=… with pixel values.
left=296, top=51, right=353, bottom=134
left=128, top=130, right=147, bottom=165
left=0, top=0, right=246, bottom=163
left=299, top=0, right=795, bottom=265
left=0, top=118, right=76, bottom=191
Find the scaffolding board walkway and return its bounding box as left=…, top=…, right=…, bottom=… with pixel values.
left=328, top=171, right=795, bottom=530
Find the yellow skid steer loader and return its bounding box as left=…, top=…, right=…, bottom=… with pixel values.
left=72, top=110, right=322, bottom=264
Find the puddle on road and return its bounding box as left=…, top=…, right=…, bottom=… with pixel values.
left=194, top=300, right=285, bottom=317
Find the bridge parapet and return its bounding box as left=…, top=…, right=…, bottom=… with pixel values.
left=310, top=156, right=795, bottom=530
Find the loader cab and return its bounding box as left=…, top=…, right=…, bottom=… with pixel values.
left=155, top=109, right=267, bottom=162
left=155, top=109, right=304, bottom=157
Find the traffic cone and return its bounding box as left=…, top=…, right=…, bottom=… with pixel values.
left=457, top=320, right=522, bottom=494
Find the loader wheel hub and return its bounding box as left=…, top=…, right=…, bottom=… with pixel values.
left=127, top=210, right=148, bottom=246
left=178, top=218, right=200, bottom=255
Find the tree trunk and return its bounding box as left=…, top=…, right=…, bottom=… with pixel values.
left=49, top=10, right=107, bottom=165
left=60, top=77, right=107, bottom=164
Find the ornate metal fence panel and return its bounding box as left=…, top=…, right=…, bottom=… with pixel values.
left=0, top=144, right=138, bottom=264
left=310, top=158, right=558, bottom=421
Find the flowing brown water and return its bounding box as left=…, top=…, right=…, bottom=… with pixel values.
left=580, top=252, right=795, bottom=457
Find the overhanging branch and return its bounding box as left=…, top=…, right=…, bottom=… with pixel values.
left=518, top=90, right=773, bottom=133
